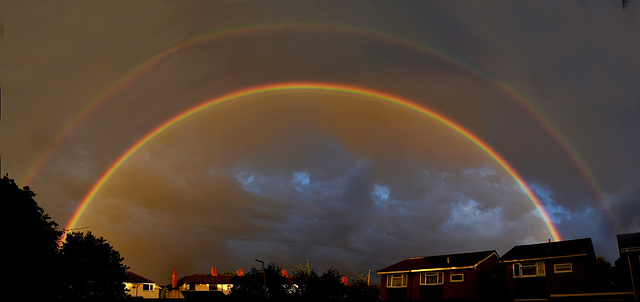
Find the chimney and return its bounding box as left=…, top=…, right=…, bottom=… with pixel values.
left=211, top=266, right=218, bottom=276
left=341, top=276, right=348, bottom=285
left=237, top=268, right=244, bottom=276
left=281, top=268, right=288, bottom=277
left=172, top=269, right=178, bottom=288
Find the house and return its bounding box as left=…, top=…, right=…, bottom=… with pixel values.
left=377, top=250, right=501, bottom=301
left=500, top=237, right=598, bottom=301
left=123, top=271, right=162, bottom=299
left=164, top=267, right=235, bottom=299
left=617, top=232, right=640, bottom=302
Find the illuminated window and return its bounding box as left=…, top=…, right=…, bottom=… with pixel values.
left=420, top=272, right=443, bottom=285
left=513, top=261, right=545, bottom=277
left=554, top=263, right=572, bottom=273
left=450, top=274, right=464, bottom=282
left=143, top=284, right=154, bottom=291
left=387, top=274, right=408, bottom=288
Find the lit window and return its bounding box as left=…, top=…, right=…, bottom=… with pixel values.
left=387, top=274, right=408, bottom=288
left=554, top=263, right=572, bottom=273
left=143, top=284, right=154, bottom=291
left=513, top=261, right=545, bottom=277
left=420, top=272, right=443, bottom=285
left=450, top=274, right=464, bottom=282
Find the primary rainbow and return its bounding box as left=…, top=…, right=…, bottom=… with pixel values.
left=23, top=22, right=611, bottom=230
left=64, top=81, right=563, bottom=242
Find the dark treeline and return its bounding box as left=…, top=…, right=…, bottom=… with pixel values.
left=228, top=263, right=379, bottom=301
left=3, top=173, right=379, bottom=301
left=2, top=173, right=632, bottom=300
left=5, top=174, right=129, bottom=300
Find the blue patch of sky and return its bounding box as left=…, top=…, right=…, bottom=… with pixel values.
left=442, top=198, right=504, bottom=237
left=529, top=182, right=569, bottom=224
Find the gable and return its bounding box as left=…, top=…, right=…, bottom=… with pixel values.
left=124, top=271, right=157, bottom=284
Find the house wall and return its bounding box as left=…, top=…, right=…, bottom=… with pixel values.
left=443, top=255, right=501, bottom=300
left=624, top=250, right=639, bottom=302
left=545, top=256, right=594, bottom=294
left=380, top=255, right=502, bottom=301
left=124, top=282, right=161, bottom=299
left=504, top=255, right=596, bottom=300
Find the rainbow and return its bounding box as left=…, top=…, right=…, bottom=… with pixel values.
left=20, top=22, right=613, bottom=229
left=64, top=82, right=563, bottom=242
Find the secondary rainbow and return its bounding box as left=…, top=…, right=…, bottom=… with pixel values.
left=64, top=81, right=563, bottom=242
left=22, top=22, right=612, bottom=229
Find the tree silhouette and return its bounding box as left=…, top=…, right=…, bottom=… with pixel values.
left=2, top=174, right=61, bottom=299
left=291, top=267, right=346, bottom=301
left=345, top=276, right=380, bottom=302
left=230, top=262, right=294, bottom=300
left=56, top=231, right=130, bottom=299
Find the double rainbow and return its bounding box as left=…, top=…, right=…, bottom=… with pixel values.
left=64, top=82, right=563, bottom=242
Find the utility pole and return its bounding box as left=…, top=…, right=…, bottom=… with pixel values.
left=306, top=259, right=310, bottom=275
left=367, top=270, right=371, bottom=286
left=255, top=259, right=268, bottom=299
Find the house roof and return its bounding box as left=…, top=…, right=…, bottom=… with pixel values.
left=124, top=271, right=157, bottom=284
left=168, top=274, right=235, bottom=288
left=377, top=250, right=497, bottom=274
left=500, top=238, right=595, bottom=262
left=617, top=232, right=640, bottom=252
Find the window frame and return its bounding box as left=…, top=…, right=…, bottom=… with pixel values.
left=420, top=272, right=444, bottom=285
left=513, top=261, right=545, bottom=278
left=386, top=274, right=408, bottom=288
left=450, top=273, right=464, bottom=282
left=554, top=263, right=573, bottom=273
left=142, top=284, right=154, bottom=291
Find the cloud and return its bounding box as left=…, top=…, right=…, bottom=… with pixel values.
left=3, top=0, right=639, bottom=284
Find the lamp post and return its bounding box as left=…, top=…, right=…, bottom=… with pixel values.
left=255, top=259, right=268, bottom=299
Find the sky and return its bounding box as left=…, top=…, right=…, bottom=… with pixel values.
left=2, top=0, right=639, bottom=285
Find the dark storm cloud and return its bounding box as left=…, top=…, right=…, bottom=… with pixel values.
left=2, top=0, right=639, bottom=284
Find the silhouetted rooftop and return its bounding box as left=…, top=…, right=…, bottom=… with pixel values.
left=378, top=250, right=497, bottom=273
left=501, top=238, right=594, bottom=262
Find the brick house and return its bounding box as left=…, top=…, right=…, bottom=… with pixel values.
left=164, top=267, right=234, bottom=299
left=500, top=237, right=598, bottom=301
left=377, top=250, right=501, bottom=301
left=617, top=232, right=640, bottom=302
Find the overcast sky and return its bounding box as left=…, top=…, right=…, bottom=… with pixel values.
left=2, top=0, right=639, bottom=285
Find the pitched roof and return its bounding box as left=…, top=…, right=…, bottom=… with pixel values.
left=617, top=232, right=640, bottom=251
left=378, top=250, right=497, bottom=273
left=171, top=274, right=235, bottom=288
left=500, top=238, right=595, bottom=262
left=124, top=271, right=157, bottom=284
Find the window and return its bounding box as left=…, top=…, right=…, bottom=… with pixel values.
left=420, top=272, right=443, bottom=285
left=554, top=263, right=572, bottom=273
left=387, top=274, right=408, bottom=288
left=209, top=284, right=219, bottom=291
left=450, top=274, right=464, bottom=282
left=187, top=283, right=196, bottom=291
left=513, top=261, right=545, bottom=277
left=142, top=284, right=154, bottom=291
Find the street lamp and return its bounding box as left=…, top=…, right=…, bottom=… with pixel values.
left=255, top=259, right=268, bottom=299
